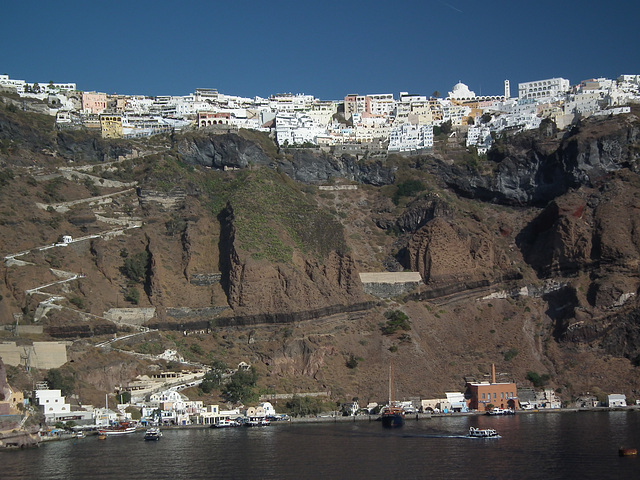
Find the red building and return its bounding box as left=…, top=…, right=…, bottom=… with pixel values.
left=465, top=365, right=519, bottom=412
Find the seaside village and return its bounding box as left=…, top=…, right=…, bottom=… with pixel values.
left=1, top=72, right=640, bottom=441
left=1, top=73, right=640, bottom=155
left=0, top=356, right=634, bottom=438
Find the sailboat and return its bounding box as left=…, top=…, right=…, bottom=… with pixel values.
left=380, top=362, right=405, bottom=428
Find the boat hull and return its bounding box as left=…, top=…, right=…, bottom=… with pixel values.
left=381, top=414, right=404, bottom=428
left=98, top=427, right=136, bottom=436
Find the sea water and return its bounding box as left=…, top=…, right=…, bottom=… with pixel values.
left=3, top=411, right=640, bottom=479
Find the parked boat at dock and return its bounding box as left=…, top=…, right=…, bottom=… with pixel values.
left=380, top=362, right=404, bottom=428
left=486, top=408, right=515, bottom=416
left=211, top=419, right=241, bottom=428
left=98, top=423, right=136, bottom=436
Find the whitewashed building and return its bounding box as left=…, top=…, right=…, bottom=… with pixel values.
left=518, top=77, right=570, bottom=101
left=607, top=394, right=627, bottom=407
left=388, top=124, right=433, bottom=152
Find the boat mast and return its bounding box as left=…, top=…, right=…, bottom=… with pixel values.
left=389, top=361, right=395, bottom=405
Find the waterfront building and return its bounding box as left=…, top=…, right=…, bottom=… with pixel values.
left=607, top=394, right=627, bottom=407
left=35, top=389, right=71, bottom=422
left=465, top=365, right=519, bottom=412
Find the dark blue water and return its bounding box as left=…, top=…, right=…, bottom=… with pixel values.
left=3, top=411, right=640, bottom=479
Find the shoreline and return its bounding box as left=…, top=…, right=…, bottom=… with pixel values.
left=30, top=405, right=640, bottom=441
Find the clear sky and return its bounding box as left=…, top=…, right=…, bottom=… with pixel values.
left=2, top=0, right=639, bottom=100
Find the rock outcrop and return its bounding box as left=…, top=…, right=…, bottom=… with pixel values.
left=444, top=113, right=640, bottom=205
left=176, top=132, right=395, bottom=186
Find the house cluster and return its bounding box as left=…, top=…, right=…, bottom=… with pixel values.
left=2, top=72, right=640, bottom=155
left=31, top=383, right=281, bottom=428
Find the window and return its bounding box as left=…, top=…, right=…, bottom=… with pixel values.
left=493, top=393, right=496, bottom=399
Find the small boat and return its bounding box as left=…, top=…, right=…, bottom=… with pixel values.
left=244, top=417, right=270, bottom=427
left=468, top=426, right=501, bottom=438
left=73, top=431, right=86, bottom=439
left=144, top=428, right=162, bottom=441
left=98, top=434, right=107, bottom=440
left=619, top=447, right=637, bottom=456
left=486, top=408, right=515, bottom=416
left=211, top=419, right=241, bottom=428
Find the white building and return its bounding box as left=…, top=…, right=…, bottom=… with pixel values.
left=518, top=77, right=570, bottom=101
left=466, top=125, right=493, bottom=153
left=388, top=124, right=433, bottom=152
left=607, top=394, right=627, bottom=407
left=448, top=82, right=476, bottom=101
left=35, top=389, right=71, bottom=422
left=275, top=112, right=327, bottom=146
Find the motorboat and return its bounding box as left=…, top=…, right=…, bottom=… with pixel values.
left=486, top=408, right=515, bottom=416
left=144, top=428, right=162, bottom=441
left=211, top=419, right=241, bottom=428
left=468, top=426, right=501, bottom=438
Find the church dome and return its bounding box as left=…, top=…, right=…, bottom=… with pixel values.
left=449, top=82, right=476, bottom=99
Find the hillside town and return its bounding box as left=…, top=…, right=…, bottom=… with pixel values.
left=1, top=73, right=639, bottom=155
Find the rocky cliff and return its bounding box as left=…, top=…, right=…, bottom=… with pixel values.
left=442, top=112, right=640, bottom=205
left=4, top=97, right=640, bottom=406
left=176, top=131, right=395, bottom=185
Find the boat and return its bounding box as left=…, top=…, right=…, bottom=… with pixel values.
left=211, top=419, right=241, bottom=428
left=245, top=417, right=270, bottom=427
left=486, top=408, right=515, bottom=416
left=144, top=428, right=162, bottom=441
left=468, top=426, right=501, bottom=438
left=380, top=362, right=405, bottom=428
left=98, top=423, right=137, bottom=436
left=73, top=431, right=86, bottom=439
left=619, top=447, right=637, bottom=456
left=98, top=434, right=107, bottom=440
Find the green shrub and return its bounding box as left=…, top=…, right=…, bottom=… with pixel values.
left=125, top=287, right=140, bottom=305
left=346, top=354, right=359, bottom=369
left=504, top=348, right=518, bottom=361
left=381, top=310, right=411, bottom=335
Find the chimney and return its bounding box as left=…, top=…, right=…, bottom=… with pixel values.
left=491, top=364, right=496, bottom=384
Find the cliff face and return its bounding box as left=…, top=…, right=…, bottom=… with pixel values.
left=444, top=113, right=640, bottom=205
left=176, top=132, right=395, bottom=186
left=218, top=202, right=371, bottom=325
left=6, top=98, right=640, bottom=405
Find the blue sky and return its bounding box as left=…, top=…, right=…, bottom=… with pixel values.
left=2, top=0, right=639, bottom=100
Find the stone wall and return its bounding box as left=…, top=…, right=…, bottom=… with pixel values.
left=103, top=307, right=156, bottom=325
left=359, top=272, right=423, bottom=298
left=166, top=306, right=228, bottom=319
left=0, top=342, right=68, bottom=369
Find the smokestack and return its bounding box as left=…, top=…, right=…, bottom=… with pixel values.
left=492, top=364, right=496, bottom=384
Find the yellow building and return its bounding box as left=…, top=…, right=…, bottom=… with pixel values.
left=100, top=114, right=123, bottom=138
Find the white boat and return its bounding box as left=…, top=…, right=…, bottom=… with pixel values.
left=98, top=424, right=137, bottom=436
left=144, top=428, right=162, bottom=440
left=211, top=419, right=241, bottom=428
left=486, top=408, right=515, bottom=416
left=468, top=426, right=501, bottom=438
left=245, top=417, right=270, bottom=427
